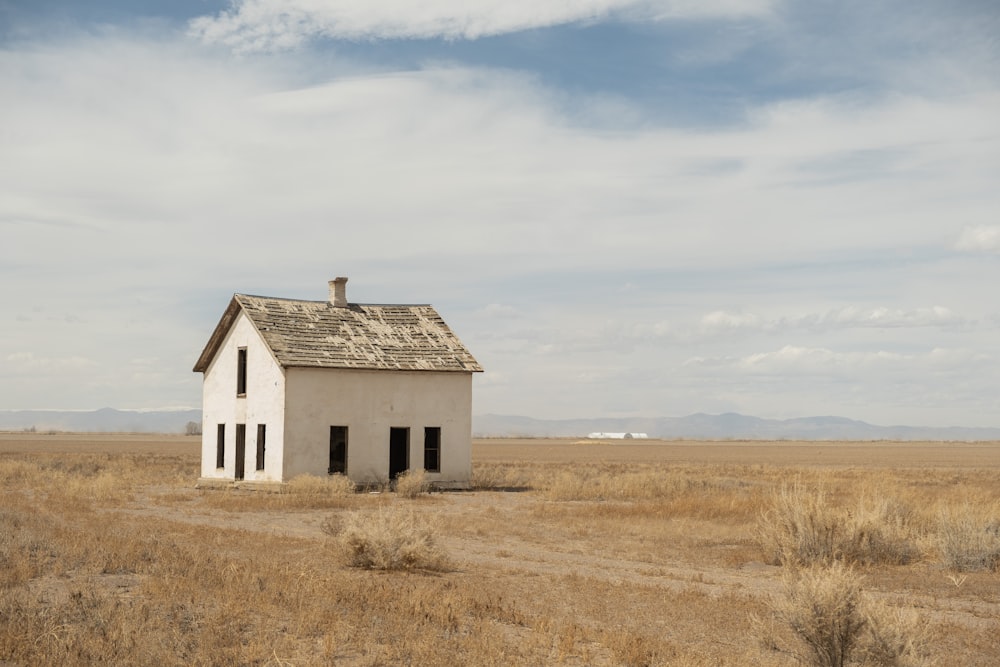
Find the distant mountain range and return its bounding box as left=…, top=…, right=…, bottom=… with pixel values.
left=0, top=408, right=202, bottom=434
left=2, top=408, right=998, bottom=441
left=472, top=413, right=1000, bottom=441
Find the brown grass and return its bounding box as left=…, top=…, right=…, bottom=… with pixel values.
left=394, top=467, right=430, bottom=498
left=0, top=435, right=998, bottom=665
left=937, top=505, right=1000, bottom=572
left=757, top=484, right=921, bottom=567
left=287, top=472, right=356, bottom=496
left=859, top=599, right=932, bottom=667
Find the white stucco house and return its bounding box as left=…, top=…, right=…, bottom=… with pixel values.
left=193, top=277, right=482, bottom=489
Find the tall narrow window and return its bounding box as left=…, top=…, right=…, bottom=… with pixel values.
left=216, top=423, right=225, bottom=468
left=236, top=347, right=247, bottom=396
left=256, top=424, right=266, bottom=471
left=329, top=426, right=348, bottom=475
left=424, top=427, right=441, bottom=473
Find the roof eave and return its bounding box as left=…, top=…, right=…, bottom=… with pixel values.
left=192, top=296, right=242, bottom=373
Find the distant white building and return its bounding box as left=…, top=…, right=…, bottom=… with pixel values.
left=193, top=277, right=482, bottom=489
left=587, top=432, right=649, bottom=440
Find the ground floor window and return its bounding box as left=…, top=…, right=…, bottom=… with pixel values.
left=216, top=424, right=225, bottom=468
left=329, top=426, right=348, bottom=475
left=424, top=427, right=441, bottom=472
left=256, top=424, right=266, bottom=471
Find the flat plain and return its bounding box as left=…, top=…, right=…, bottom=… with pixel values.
left=1, top=433, right=998, bottom=665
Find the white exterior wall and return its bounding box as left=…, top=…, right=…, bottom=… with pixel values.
left=283, top=367, right=473, bottom=487
left=200, top=312, right=286, bottom=482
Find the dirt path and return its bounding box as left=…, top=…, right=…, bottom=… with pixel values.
left=113, top=487, right=1000, bottom=634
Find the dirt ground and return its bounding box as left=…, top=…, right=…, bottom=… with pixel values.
left=4, top=432, right=998, bottom=467
left=2, top=433, right=999, bottom=664
left=0, top=432, right=201, bottom=455
left=51, top=433, right=987, bottom=611
left=473, top=437, right=1000, bottom=468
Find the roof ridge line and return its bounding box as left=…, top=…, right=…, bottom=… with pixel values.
left=236, top=293, right=431, bottom=307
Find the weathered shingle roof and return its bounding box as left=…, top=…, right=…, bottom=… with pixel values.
left=193, top=294, right=483, bottom=373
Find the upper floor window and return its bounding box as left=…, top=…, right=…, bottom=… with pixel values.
left=237, top=347, right=247, bottom=396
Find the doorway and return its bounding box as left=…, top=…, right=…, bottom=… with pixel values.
left=329, top=426, right=348, bottom=475
left=389, top=427, right=409, bottom=479
left=235, top=424, right=246, bottom=480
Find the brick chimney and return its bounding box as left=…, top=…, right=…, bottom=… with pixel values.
left=328, top=277, right=348, bottom=308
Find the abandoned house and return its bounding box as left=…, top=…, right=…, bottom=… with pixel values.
left=193, top=277, right=482, bottom=489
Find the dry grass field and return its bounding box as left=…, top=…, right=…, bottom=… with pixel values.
left=1, top=433, right=998, bottom=665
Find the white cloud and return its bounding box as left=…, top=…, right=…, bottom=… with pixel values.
left=5, top=352, right=98, bottom=374
left=4, top=39, right=996, bottom=284
left=697, top=306, right=964, bottom=336
left=955, top=225, right=1000, bottom=253
left=699, top=310, right=763, bottom=332
left=683, top=345, right=990, bottom=377
left=189, top=0, right=777, bottom=52
left=831, top=306, right=962, bottom=328
left=739, top=345, right=849, bottom=374
left=476, top=304, right=520, bottom=319
left=2, top=23, right=999, bottom=423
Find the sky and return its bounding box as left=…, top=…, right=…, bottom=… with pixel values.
left=1, top=0, right=999, bottom=427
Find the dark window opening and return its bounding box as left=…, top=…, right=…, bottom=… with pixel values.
left=424, top=427, right=441, bottom=473
left=236, top=347, right=247, bottom=396
left=389, top=427, right=409, bottom=479
left=256, top=424, right=266, bottom=471
left=329, top=426, right=348, bottom=475
left=235, top=424, right=246, bottom=481
left=216, top=424, right=225, bottom=469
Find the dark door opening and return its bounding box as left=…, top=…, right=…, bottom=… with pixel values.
left=389, top=427, right=409, bottom=479
left=329, top=426, right=348, bottom=475
left=235, top=424, right=246, bottom=481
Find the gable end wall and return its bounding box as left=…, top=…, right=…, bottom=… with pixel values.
left=200, top=311, right=286, bottom=481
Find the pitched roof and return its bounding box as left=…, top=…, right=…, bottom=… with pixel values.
left=193, top=294, right=483, bottom=374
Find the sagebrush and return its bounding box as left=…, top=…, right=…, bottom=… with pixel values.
left=759, top=563, right=930, bottom=667
left=324, top=506, right=449, bottom=571
left=937, top=505, right=1000, bottom=572
left=394, top=468, right=429, bottom=498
